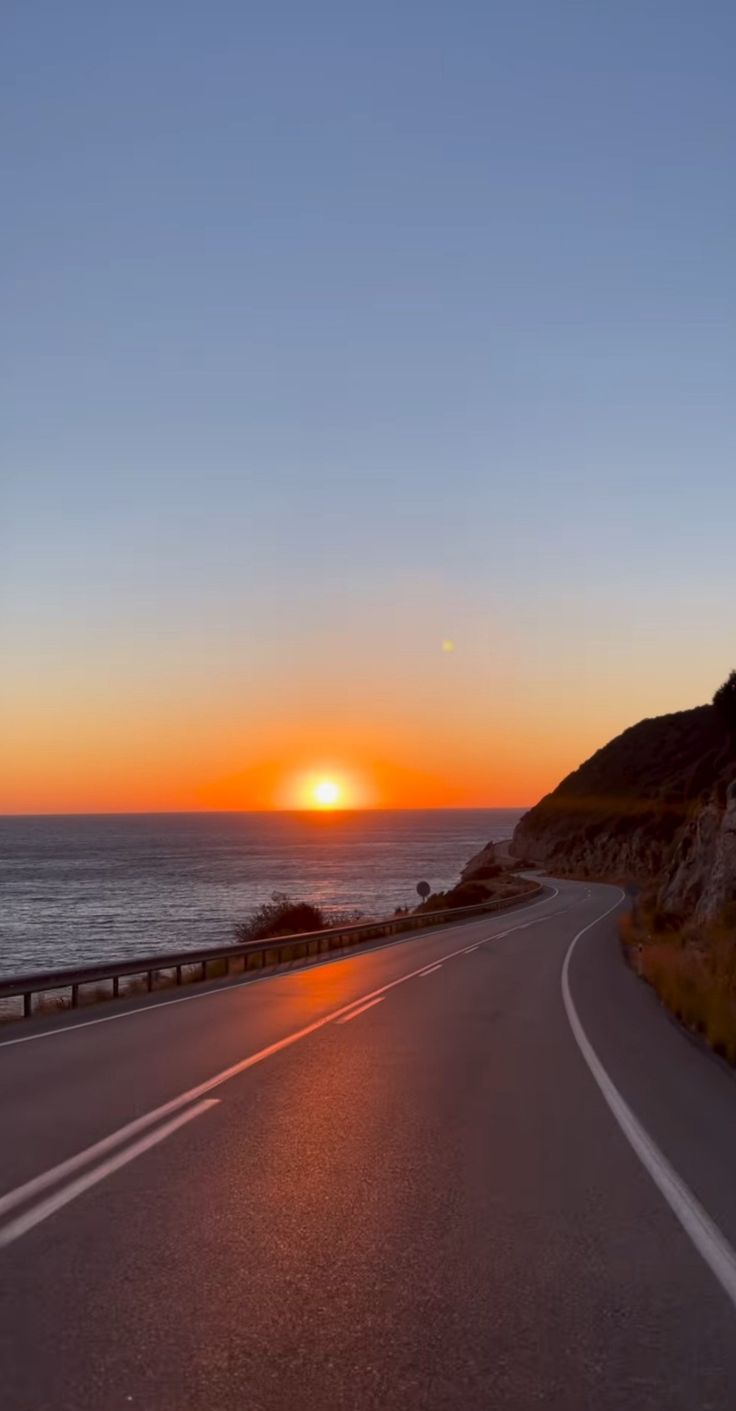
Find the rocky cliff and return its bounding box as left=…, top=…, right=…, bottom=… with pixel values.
left=512, top=692, right=736, bottom=920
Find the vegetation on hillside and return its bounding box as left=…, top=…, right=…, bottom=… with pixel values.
left=414, top=874, right=537, bottom=914
left=521, top=703, right=733, bottom=823
left=620, top=897, right=736, bottom=1066
left=514, top=679, right=736, bottom=880
left=463, top=861, right=502, bottom=882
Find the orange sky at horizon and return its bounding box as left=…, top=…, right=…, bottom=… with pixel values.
left=0, top=727, right=546, bottom=815
left=0, top=688, right=559, bottom=815
left=0, top=666, right=707, bottom=816
left=2, top=570, right=726, bottom=816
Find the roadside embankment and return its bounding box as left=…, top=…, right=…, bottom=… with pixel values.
left=509, top=674, right=736, bottom=1066
left=619, top=899, right=736, bottom=1066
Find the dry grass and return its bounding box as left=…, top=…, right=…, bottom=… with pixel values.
left=620, top=904, right=736, bottom=1064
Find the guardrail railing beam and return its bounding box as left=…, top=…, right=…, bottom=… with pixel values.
left=0, top=885, right=542, bottom=1023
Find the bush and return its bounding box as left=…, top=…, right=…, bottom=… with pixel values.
left=465, top=863, right=502, bottom=881
left=234, top=892, right=327, bottom=943
left=234, top=893, right=363, bottom=944
left=414, top=890, right=448, bottom=914
left=443, top=880, right=492, bottom=908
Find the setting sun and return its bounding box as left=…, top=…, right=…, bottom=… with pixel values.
left=313, top=779, right=341, bottom=808
left=272, top=766, right=376, bottom=811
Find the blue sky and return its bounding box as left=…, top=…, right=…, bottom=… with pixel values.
left=2, top=1, right=735, bottom=809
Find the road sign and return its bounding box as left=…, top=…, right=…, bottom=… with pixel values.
left=416, top=881, right=431, bottom=900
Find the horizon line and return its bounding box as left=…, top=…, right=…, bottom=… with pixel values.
left=0, top=805, right=532, bottom=820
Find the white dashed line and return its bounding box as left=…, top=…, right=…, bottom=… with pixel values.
left=0, top=890, right=561, bottom=1048
left=0, top=888, right=570, bottom=1248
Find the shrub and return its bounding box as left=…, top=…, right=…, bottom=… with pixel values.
left=234, top=892, right=363, bottom=943
left=235, top=892, right=327, bottom=943
left=414, top=890, right=448, bottom=914
left=443, top=880, right=492, bottom=908
left=466, top=863, right=502, bottom=881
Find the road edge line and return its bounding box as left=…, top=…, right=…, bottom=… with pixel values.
left=561, top=891, right=736, bottom=1314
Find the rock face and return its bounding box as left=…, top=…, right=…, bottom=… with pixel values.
left=660, top=780, right=736, bottom=920
left=512, top=703, right=736, bottom=917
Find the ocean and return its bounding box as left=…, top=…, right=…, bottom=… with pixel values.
left=0, top=809, right=524, bottom=978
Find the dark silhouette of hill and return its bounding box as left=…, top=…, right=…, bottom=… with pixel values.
left=512, top=680, right=736, bottom=914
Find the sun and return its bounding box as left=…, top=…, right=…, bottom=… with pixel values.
left=277, top=767, right=371, bottom=810
left=313, top=779, right=341, bottom=808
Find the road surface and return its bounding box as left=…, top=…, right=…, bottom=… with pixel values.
left=2, top=879, right=736, bottom=1409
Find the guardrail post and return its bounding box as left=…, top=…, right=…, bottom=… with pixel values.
left=71, top=984, right=79, bottom=1008
left=147, top=970, right=153, bottom=992
left=112, top=976, right=119, bottom=998
left=23, top=992, right=32, bottom=1018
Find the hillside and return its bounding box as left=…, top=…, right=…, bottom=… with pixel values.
left=512, top=689, right=736, bottom=920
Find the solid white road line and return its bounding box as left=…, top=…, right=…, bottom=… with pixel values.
left=335, top=997, right=385, bottom=1025
left=419, top=964, right=443, bottom=977
left=463, top=945, right=480, bottom=954
left=0, top=888, right=561, bottom=1049
left=0, top=1100, right=219, bottom=1250
left=562, top=894, right=736, bottom=1315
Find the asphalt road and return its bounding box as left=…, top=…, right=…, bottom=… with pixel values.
left=2, top=879, right=736, bottom=1410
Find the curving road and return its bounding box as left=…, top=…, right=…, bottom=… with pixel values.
left=2, top=879, right=736, bottom=1409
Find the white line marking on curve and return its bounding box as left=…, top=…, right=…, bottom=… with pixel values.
left=0, top=889, right=561, bottom=1049
left=335, top=997, right=385, bottom=1025
left=562, top=892, right=736, bottom=1314
left=0, top=1100, right=219, bottom=1250
left=463, top=945, right=480, bottom=954
left=419, top=964, right=443, bottom=977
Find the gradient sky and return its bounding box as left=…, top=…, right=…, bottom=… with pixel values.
left=2, top=2, right=735, bottom=812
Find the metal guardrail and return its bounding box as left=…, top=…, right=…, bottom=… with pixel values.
left=0, top=884, right=543, bottom=1020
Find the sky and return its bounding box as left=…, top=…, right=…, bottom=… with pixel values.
left=2, top=1, right=735, bottom=813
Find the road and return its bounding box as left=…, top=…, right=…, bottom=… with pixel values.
left=2, top=878, right=736, bottom=1409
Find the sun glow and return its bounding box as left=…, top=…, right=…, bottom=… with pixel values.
left=313, top=778, right=341, bottom=808
left=272, top=765, right=377, bottom=811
